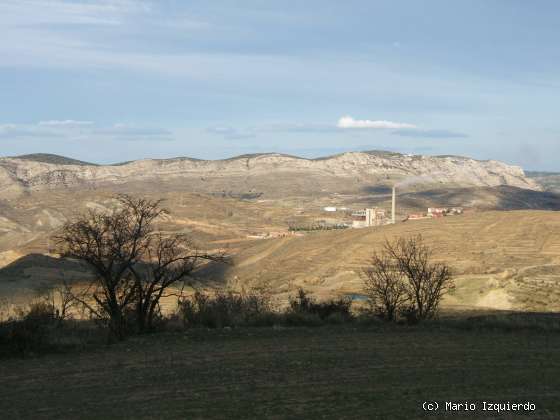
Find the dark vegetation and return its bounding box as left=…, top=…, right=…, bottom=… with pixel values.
left=288, top=223, right=349, bottom=232
left=0, top=287, right=352, bottom=357
left=174, top=287, right=352, bottom=329
left=361, top=185, right=393, bottom=195
left=13, top=153, right=97, bottom=166
left=178, top=289, right=276, bottom=328
left=286, top=288, right=352, bottom=325
left=0, top=300, right=102, bottom=358
left=5, top=286, right=559, bottom=359
left=210, top=191, right=263, bottom=200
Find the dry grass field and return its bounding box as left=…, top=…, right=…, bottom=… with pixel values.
left=2, top=324, right=560, bottom=419
left=213, top=211, right=560, bottom=312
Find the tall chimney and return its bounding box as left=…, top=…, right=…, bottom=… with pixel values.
left=392, top=186, right=396, bottom=224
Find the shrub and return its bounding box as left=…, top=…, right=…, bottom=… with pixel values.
left=289, top=288, right=314, bottom=313
left=177, top=288, right=354, bottom=329
left=177, top=289, right=274, bottom=328
left=398, top=305, right=419, bottom=325
left=288, top=289, right=353, bottom=323
left=0, top=303, right=109, bottom=358
left=0, top=302, right=58, bottom=357
left=23, top=301, right=57, bottom=325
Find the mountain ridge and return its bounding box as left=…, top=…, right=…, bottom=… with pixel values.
left=7, top=150, right=499, bottom=166
left=0, top=150, right=541, bottom=198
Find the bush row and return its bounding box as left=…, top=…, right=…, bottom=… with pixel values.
left=177, top=288, right=353, bottom=328
left=6, top=289, right=560, bottom=359
left=0, top=289, right=356, bottom=357
left=0, top=302, right=107, bottom=358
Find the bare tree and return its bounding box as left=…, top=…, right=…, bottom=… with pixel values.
left=55, top=194, right=226, bottom=338
left=385, top=235, right=453, bottom=321
left=131, top=233, right=227, bottom=331
left=361, top=253, right=408, bottom=321
left=362, top=235, right=454, bottom=322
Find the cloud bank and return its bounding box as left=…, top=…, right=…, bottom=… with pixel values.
left=0, top=121, right=173, bottom=142
left=337, top=116, right=416, bottom=129
left=206, top=126, right=256, bottom=140
left=392, top=129, right=468, bottom=139
left=39, top=120, right=93, bottom=126
left=207, top=118, right=467, bottom=141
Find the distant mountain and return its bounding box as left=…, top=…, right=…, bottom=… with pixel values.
left=0, top=151, right=541, bottom=198
left=526, top=171, right=560, bottom=193
left=400, top=185, right=560, bottom=211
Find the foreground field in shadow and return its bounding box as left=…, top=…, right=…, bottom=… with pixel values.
left=2, top=320, right=560, bottom=419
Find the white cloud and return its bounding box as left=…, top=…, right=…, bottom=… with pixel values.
left=337, top=116, right=416, bottom=129
left=39, top=120, right=93, bottom=126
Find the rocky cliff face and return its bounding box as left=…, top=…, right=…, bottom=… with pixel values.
left=0, top=151, right=541, bottom=198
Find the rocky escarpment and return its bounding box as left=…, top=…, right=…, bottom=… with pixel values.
left=0, top=151, right=541, bottom=198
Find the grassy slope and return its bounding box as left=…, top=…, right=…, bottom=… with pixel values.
left=216, top=211, right=560, bottom=309
left=1, top=325, right=560, bottom=419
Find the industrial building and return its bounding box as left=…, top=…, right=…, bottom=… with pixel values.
left=407, top=213, right=431, bottom=221
left=406, top=206, right=464, bottom=221
left=427, top=207, right=464, bottom=216
left=346, top=184, right=465, bottom=226
left=351, top=187, right=397, bottom=228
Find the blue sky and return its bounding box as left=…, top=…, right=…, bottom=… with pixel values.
left=1, top=1, right=559, bottom=170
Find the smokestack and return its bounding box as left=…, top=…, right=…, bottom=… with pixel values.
left=392, top=186, right=396, bottom=224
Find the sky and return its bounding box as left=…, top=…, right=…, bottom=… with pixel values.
left=1, top=0, right=559, bottom=170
